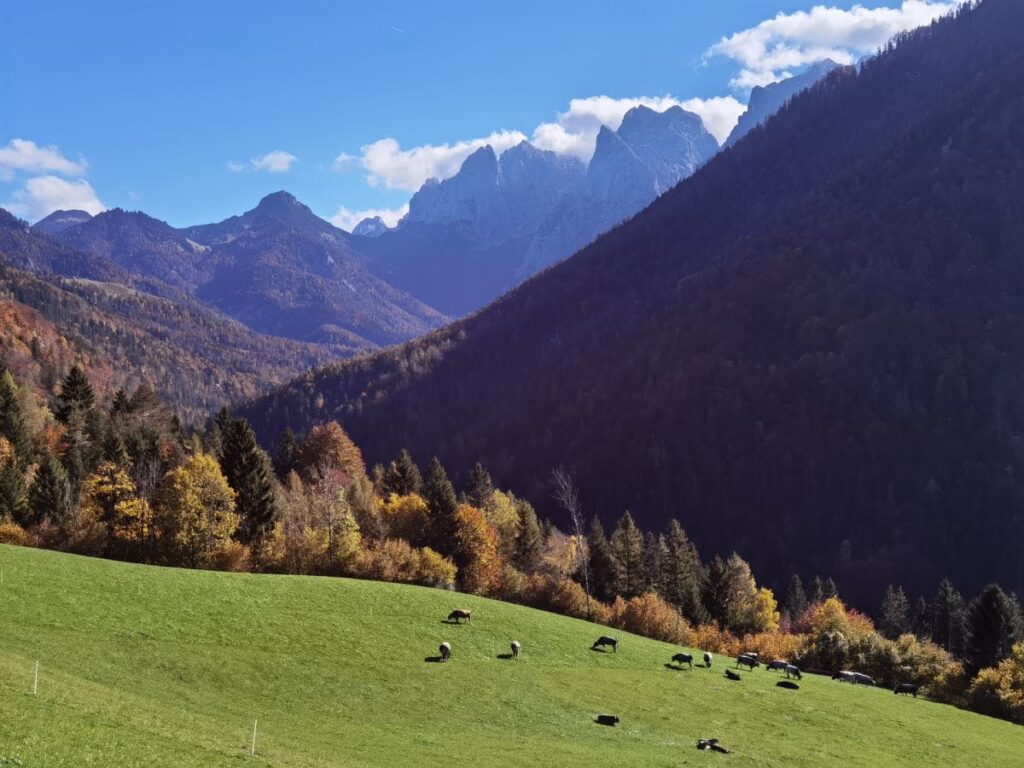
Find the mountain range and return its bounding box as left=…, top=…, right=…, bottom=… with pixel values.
left=238, top=0, right=1024, bottom=605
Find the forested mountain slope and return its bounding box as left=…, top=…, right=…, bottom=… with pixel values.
left=240, top=0, right=1024, bottom=604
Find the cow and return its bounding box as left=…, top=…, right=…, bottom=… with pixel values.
left=736, top=654, right=760, bottom=671
left=511, top=640, right=522, bottom=659
left=766, top=660, right=789, bottom=672
left=447, top=609, right=472, bottom=624
left=785, top=664, right=802, bottom=680
left=593, top=635, right=618, bottom=652
left=833, top=671, right=856, bottom=683
left=596, top=714, right=619, bottom=726
left=439, top=642, right=452, bottom=662
left=725, top=669, right=742, bottom=681
left=894, top=683, right=919, bottom=697
left=703, top=652, right=713, bottom=668
left=852, top=672, right=875, bottom=686
left=671, top=652, right=694, bottom=669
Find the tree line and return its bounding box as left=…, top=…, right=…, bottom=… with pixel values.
left=1, top=362, right=1022, bottom=724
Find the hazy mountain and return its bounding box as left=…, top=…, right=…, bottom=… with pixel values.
left=352, top=216, right=389, bottom=237
left=724, top=60, right=840, bottom=148
left=240, top=0, right=1022, bottom=603
left=49, top=192, right=448, bottom=350
left=32, top=209, right=93, bottom=235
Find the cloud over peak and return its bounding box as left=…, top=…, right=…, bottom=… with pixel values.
left=229, top=150, right=298, bottom=174
left=706, top=0, right=959, bottom=88
left=329, top=203, right=409, bottom=233
left=3, top=175, right=105, bottom=222
left=0, top=139, right=87, bottom=181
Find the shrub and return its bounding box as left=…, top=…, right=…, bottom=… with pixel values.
left=207, top=541, right=252, bottom=573
left=0, top=521, right=30, bottom=546
left=609, top=592, right=691, bottom=645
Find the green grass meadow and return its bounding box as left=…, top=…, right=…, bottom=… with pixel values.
left=1, top=544, right=1022, bottom=766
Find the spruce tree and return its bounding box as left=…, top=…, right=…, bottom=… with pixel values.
left=931, top=579, right=968, bottom=656
left=662, top=519, right=706, bottom=623
left=422, top=457, right=458, bottom=556
left=785, top=574, right=809, bottom=622
left=586, top=517, right=618, bottom=602
left=101, top=430, right=130, bottom=467
left=463, top=462, right=494, bottom=508
left=0, top=459, right=28, bottom=524
left=0, top=369, right=29, bottom=461
left=513, top=499, right=543, bottom=572
left=642, top=531, right=665, bottom=596
left=273, top=428, right=300, bottom=479
left=27, top=456, right=72, bottom=527
left=110, top=389, right=131, bottom=417
left=382, top=449, right=422, bottom=496
left=56, top=366, right=95, bottom=423
left=809, top=575, right=826, bottom=605
left=610, top=511, right=646, bottom=598
left=880, top=585, right=911, bottom=639
left=219, top=417, right=278, bottom=547
left=966, top=584, right=1022, bottom=673
left=823, top=577, right=840, bottom=601
left=911, top=596, right=932, bottom=639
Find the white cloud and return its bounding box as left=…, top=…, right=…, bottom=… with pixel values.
left=4, top=175, right=105, bottom=222
left=679, top=97, right=747, bottom=145
left=706, top=0, right=958, bottom=88
left=250, top=150, right=297, bottom=173
left=334, top=130, right=527, bottom=192
left=0, top=138, right=87, bottom=181
left=329, top=203, right=409, bottom=232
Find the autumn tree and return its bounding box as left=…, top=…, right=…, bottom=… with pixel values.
left=219, top=416, right=278, bottom=549
left=298, top=421, right=366, bottom=486
left=79, top=461, right=150, bottom=559
left=381, top=449, right=422, bottom=496
left=379, top=492, right=431, bottom=547
left=422, top=457, right=459, bottom=556
left=305, top=464, right=362, bottom=575
left=610, top=511, right=645, bottom=598
left=453, top=503, right=502, bottom=595
left=706, top=553, right=764, bottom=635
left=154, top=453, right=239, bottom=567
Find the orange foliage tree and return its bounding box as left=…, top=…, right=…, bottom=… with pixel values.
left=453, top=503, right=502, bottom=595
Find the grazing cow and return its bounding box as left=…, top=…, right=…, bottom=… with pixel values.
left=704, top=652, right=713, bottom=668
left=766, top=660, right=789, bottom=672
left=785, top=664, right=802, bottom=680
left=448, top=609, right=472, bottom=624
left=833, top=671, right=856, bottom=683
left=671, top=652, right=694, bottom=669
left=741, top=652, right=760, bottom=660
left=852, top=672, right=875, bottom=686
left=596, top=714, right=619, bottom=726
left=697, top=738, right=730, bottom=753
left=593, top=635, right=618, bottom=652
left=894, top=683, right=919, bottom=697
left=511, top=640, right=522, bottom=659
left=736, top=654, right=760, bottom=670
left=439, top=642, right=452, bottom=662
left=725, top=669, right=741, bottom=681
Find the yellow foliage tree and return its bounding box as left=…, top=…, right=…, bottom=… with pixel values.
left=379, top=493, right=430, bottom=547
left=752, top=587, right=781, bottom=634
left=79, top=461, right=149, bottom=559
left=0, top=435, right=12, bottom=469
left=609, top=592, right=690, bottom=645
left=481, top=489, right=519, bottom=556
left=298, top=421, right=366, bottom=487
left=453, top=503, right=502, bottom=595
left=154, top=453, right=238, bottom=567
left=969, top=643, right=1024, bottom=723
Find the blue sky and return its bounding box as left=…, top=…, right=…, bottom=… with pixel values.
left=1, top=1, right=956, bottom=228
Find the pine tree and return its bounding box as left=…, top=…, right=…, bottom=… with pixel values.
left=642, top=531, right=665, bottom=595
left=422, top=457, right=459, bottom=556
left=610, top=511, right=646, bottom=598
left=0, top=459, right=28, bottom=524
left=219, top=417, right=279, bottom=548
left=880, top=585, right=911, bottom=639
left=513, top=499, right=543, bottom=572
left=587, top=517, right=618, bottom=602
left=911, top=596, right=932, bottom=639
left=809, top=575, right=826, bottom=605
left=931, top=579, right=968, bottom=656
left=662, top=519, right=706, bottom=623
left=463, top=462, right=494, bottom=508
left=966, top=584, right=1022, bottom=673
left=823, top=578, right=840, bottom=601
left=56, top=366, right=95, bottom=423
left=273, top=428, right=300, bottom=479
left=382, top=449, right=422, bottom=496
left=101, top=430, right=130, bottom=467
left=27, top=456, right=72, bottom=527
left=0, top=369, right=29, bottom=461
left=110, top=389, right=131, bottom=417
left=785, top=574, right=809, bottom=622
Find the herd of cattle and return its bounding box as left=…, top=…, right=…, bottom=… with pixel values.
left=434, top=609, right=921, bottom=699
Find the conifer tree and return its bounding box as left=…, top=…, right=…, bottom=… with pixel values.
left=422, top=457, right=459, bottom=556
left=0, top=369, right=29, bottom=461
left=642, top=531, right=665, bottom=595
left=463, top=462, right=494, bottom=508
left=931, top=578, right=968, bottom=656
left=513, top=499, right=543, bottom=572
left=110, top=389, right=131, bottom=417
left=809, top=575, right=826, bottom=605
left=911, top=595, right=932, bottom=639
left=382, top=449, right=422, bottom=496
left=586, top=517, right=618, bottom=602
left=662, top=520, right=706, bottom=623
left=880, top=584, right=911, bottom=639
left=0, top=457, right=28, bottom=524
left=273, top=428, right=300, bottom=479
left=219, top=417, right=279, bottom=547
left=610, top=511, right=645, bottom=598
left=27, top=456, right=72, bottom=527
left=56, top=365, right=95, bottom=423
left=785, top=574, right=809, bottom=622
left=966, top=584, right=1023, bottom=673
left=823, top=577, right=840, bottom=601
left=101, top=430, right=130, bottom=467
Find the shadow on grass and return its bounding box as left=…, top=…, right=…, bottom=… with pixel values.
left=589, top=646, right=613, bottom=653
left=440, top=620, right=467, bottom=625
left=664, top=663, right=691, bottom=671
left=497, top=653, right=515, bottom=660
left=424, top=656, right=444, bottom=663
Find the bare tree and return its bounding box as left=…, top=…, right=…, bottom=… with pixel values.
left=550, top=466, right=592, bottom=620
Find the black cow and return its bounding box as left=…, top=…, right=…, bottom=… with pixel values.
left=593, top=635, right=618, bottom=652
left=725, top=669, right=742, bottom=681
left=703, top=652, right=713, bottom=668
left=785, top=664, right=802, bottom=680
left=765, top=660, right=788, bottom=672
left=596, top=714, right=619, bottom=726
left=439, top=642, right=452, bottom=662
left=894, top=683, right=919, bottom=697
left=447, top=609, right=472, bottom=623
left=736, top=654, right=760, bottom=670
left=671, top=652, right=694, bottom=669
